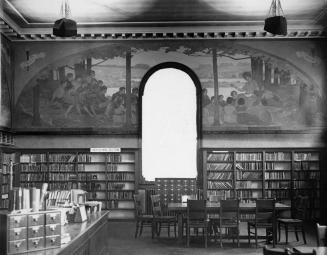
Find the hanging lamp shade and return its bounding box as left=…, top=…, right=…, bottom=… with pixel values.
left=53, top=18, right=77, bottom=37
left=53, top=0, right=77, bottom=37
left=264, top=0, right=287, bottom=35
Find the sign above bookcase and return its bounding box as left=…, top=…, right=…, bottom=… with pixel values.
left=90, top=148, right=121, bottom=153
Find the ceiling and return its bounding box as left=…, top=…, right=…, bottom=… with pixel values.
left=1, top=0, right=327, bottom=40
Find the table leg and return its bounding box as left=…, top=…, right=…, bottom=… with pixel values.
left=177, top=212, right=183, bottom=243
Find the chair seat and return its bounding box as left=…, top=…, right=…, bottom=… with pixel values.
left=248, top=221, right=273, bottom=228
left=138, top=215, right=154, bottom=220
left=153, top=216, right=176, bottom=222
left=278, top=218, right=302, bottom=224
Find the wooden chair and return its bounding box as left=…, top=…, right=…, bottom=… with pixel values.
left=217, top=199, right=240, bottom=247
left=263, top=245, right=289, bottom=255
left=150, top=194, right=177, bottom=238
left=316, top=223, right=327, bottom=246
left=290, top=249, right=316, bottom=255
left=186, top=199, right=209, bottom=248
left=133, top=194, right=153, bottom=238
left=248, top=199, right=276, bottom=248
left=278, top=196, right=308, bottom=244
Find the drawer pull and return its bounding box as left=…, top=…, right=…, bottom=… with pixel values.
left=51, top=239, right=55, bottom=243
left=15, top=231, right=19, bottom=236
left=33, top=229, right=37, bottom=234
left=15, top=243, right=21, bottom=248
left=33, top=241, right=38, bottom=245
left=33, top=217, right=38, bottom=222
left=50, top=226, right=55, bottom=231
left=14, top=219, right=19, bottom=224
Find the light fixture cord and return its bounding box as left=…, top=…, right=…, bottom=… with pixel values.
left=267, top=0, right=285, bottom=17
left=60, top=0, right=72, bottom=18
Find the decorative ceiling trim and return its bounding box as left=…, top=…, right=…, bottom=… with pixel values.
left=0, top=18, right=326, bottom=41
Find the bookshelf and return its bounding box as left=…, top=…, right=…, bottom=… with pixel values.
left=17, top=149, right=138, bottom=220
left=203, top=148, right=321, bottom=219
left=0, top=152, right=15, bottom=209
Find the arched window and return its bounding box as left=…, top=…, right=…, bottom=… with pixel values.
left=142, top=68, right=197, bottom=181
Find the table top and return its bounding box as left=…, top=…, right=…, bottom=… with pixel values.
left=168, top=202, right=290, bottom=211
left=293, top=246, right=327, bottom=255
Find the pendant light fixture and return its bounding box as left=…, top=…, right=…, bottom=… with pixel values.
left=53, top=0, right=77, bottom=37
left=264, top=0, right=287, bottom=35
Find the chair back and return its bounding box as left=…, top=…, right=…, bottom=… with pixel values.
left=150, top=194, right=162, bottom=217
left=187, top=199, right=207, bottom=221
left=293, top=195, right=309, bottom=220
left=133, top=194, right=143, bottom=217
left=255, top=199, right=275, bottom=224
left=263, top=246, right=288, bottom=255
left=220, top=199, right=239, bottom=222
left=316, top=223, right=327, bottom=246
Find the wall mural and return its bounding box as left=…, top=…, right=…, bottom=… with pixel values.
left=13, top=40, right=325, bottom=133
left=1, top=35, right=12, bottom=128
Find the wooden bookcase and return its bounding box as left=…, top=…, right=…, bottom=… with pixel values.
left=17, top=149, right=139, bottom=220
left=0, top=152, right=15, bottom=210
left=203, top=148, right=321, bottom=219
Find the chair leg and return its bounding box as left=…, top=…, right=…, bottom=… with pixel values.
left=220, top=227, right=223, bottom=248
left=152, top=221, right=155, bottom=239
left=187, top=225, right=190, bottom=247
left=255, top=226, right=258, bottom=249
left=295, top=226, right=299, bottom=241
left=247, top=224, right=251, bottom=245
left=140, top=222, right=144, bottom=237
left=237, top=227, right=240, bottom=248
left=157, top=223, right=161, bottom=236
left=168, top=223, right=170, bottom=237
left=301, top=225, right=306, bottom=244
left=174, top=223, right=176, bottom=238
left=285, top=225, right=288, bottom=244
left=135, top=220, right=139, bottom=238
left=278, top=222, right=281, bottom=242
left=205, top=227, right=208, bottom=248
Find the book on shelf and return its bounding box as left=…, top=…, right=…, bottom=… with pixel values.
left=207, top=163, right=233, bottom=171
left=49, top=154, right=76, bottom=162
left=294, top=152, right=319, bottom=161
left=236, top=162, right=262, bottom=170
left=236, top=153, right=262, bottom=161
left=265, top=152, right=291, bottom=161
left=265, top=172, right=291, bottom=179
left=207, top=172, right=232, bottom=180
left=208, top=181, right=233, bottom=189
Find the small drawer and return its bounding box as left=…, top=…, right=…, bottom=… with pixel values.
left=9, top=215, right=27, bottom=228
left=45, top=224, right=61, bottom=236
left=46, top=212, right=61, bottom=225
left=45, top=235, right=61, bottom=248
left=8, top=227, right=27, bottom=241
left=28, top=213, right=45, bottom=226
left=28, top=237, right=45, bottom=251
left=8, top=239, right=27, bottom=254
left=28, top=225, right=45, bottom=238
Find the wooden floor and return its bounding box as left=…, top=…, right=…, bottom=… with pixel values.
left=107, top=221, right=317, bottom=255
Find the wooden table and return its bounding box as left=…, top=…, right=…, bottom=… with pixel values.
left=293, top=247, right=327, bottom=255
left=168, top=202, right=290, bottom=243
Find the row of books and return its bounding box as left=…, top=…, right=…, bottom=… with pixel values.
left=236, top=172, right=262, bottom=180
left=294, top=162, right=319, bottom=170
left=48, top=154, right=76, bottom=162
left=10, top=187, right=44, bottom=211
left=107, top=154, right=123, bottom=163
left=237, top=190, right=262, bottom=199
left=293, top=172, right=320, bottom=179
left=0, top=132, right=14, bottom=145
left=265, top=162, right=291, bottom=170
left=0, top=164, right=11, bottom=174
left=20, top=154, right=47, bottom=163
left=207, top=163, right=233, bottom=171
left=20, top=163, right=47, bottom=172
left=265, top=172, right=291, bottom=179
left=207, top=190, right=232, bottom=199
left=1, top=184, right=9, bottom=193
left=208, top=181, right=233, bottom=189
left=265, top=182, right=290, bottom=189
left=236, top=153, right=262, bottom=161
left=207, top=172, right=232, bottom=180
left=236, top=162, right=262, bottom=170
left=108, top=183, right=126, bottom=190
left=49, top=173, right=78, bottom=181
left=293, top=180, right=319, bottom=189
left=20, top=173, right=47, bottom=182
left=46, top=190, right=71, bottom=207
left=49, top=163, right=75, bottom=171
left=265, top=152, right=291, bottom=161
left=265, top=190, right=290, bottom=199
left=107, top=173, right=135, bottom=181
left=108, top=191, right=133, bottom=199
left=236, top=181, right=261, bottom=189
left=207, top=153, right=233, bottom=162
left=48, top=182, right=78, bottom=190
left=294, top=153, right=319, bottom=161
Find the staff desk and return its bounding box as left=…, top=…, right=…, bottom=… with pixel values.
left=293, top=247, right=327, bottom=255
left=23, top=211, right=109, bottom=255
left=168, top=202, right=290, bottom=243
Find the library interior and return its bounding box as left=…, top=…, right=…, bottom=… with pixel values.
left=0, top=0, right=327, bottom=255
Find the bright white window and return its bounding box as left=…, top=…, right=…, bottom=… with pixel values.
left=142, top=68, right=197, bottom=181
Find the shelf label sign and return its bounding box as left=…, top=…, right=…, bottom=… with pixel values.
left=90, top=148, right=121, bottom=153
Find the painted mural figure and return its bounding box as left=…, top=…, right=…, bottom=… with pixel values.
left=223, top=97, right=237, bottom=124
